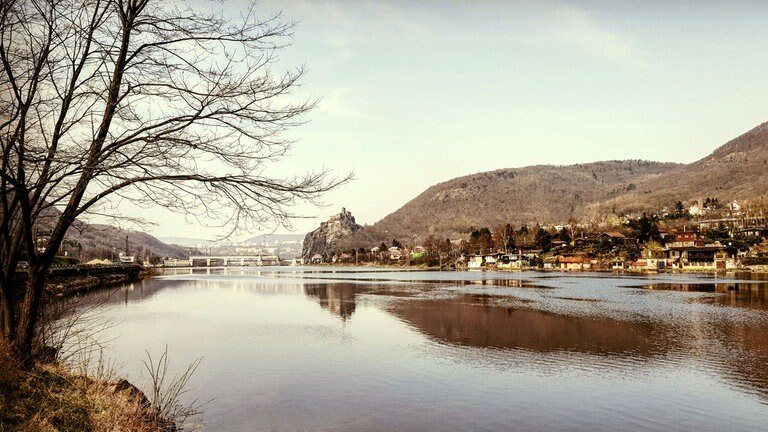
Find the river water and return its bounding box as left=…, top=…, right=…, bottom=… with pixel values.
left=66, top=267, right=768, bottom=431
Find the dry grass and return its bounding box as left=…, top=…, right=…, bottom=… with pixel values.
left=87, top=379, right=162, bottom=432
left=141, top=347, right=204, bottom=429
left=0, top=358, right=174, bottom=432
left=0, top=288, right=204, bottom=431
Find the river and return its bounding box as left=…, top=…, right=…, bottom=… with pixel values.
left=64, top=267, right=768, bottom=431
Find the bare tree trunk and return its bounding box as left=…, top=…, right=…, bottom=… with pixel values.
left=12, top=267, right=46, bottom=366
left=0, top=276, right=16, bottom=350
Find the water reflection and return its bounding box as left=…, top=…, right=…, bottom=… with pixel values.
left=304, top=283, right=357, bottom=321
left=59, top=278, right=163, bottom=306
left=63, top=269, right=768, bottom=431
left=389, top=294, right=670, bottom=356
left=643, top=282, right=768, bottom=310
left=707, top=321, right=768, bottom=399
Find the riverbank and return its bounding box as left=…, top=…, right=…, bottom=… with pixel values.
left=302, top=260, right=768, bottom=274
left=0, top=352, right=174, bottom=431
left=36, top=265, right=154, bottom=297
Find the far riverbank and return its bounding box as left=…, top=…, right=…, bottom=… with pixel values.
left=13, top=264, right=154, bottom=297
left=297, top=260, right=768, bottom=275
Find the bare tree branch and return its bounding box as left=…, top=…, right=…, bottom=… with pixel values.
left=0, top=0, right=348, bottom=364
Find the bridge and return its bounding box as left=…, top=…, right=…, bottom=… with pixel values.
left=187, top=255, right=282, bottom=267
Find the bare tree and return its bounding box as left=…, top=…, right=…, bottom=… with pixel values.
left=492, top=223, right=515, bottom=253
left=0, top=0, right=348, bottom=365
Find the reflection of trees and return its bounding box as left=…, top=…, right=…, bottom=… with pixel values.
left=465, top=279, right=538, bottom=288
left=710, top=284, right=768, bottom=309
left=60, top=278, right=190, bottom=310
left=304, top=283, right=358, bottom=321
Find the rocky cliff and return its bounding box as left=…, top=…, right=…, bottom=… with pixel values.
left=302, top=208, right=362, bottom=260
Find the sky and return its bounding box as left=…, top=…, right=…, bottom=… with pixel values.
left=142, top=0, right=768, bottom=240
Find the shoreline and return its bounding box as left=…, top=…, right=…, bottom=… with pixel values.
left=293, top=261, right=768, bottom=275
left=15, top=264, right=156, bottom=297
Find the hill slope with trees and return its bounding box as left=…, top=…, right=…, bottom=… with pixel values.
left=64, top=223, right=191, bottom=263
left=586, top=122, right=768, bottom=218
left=368, top=121, right=768, bottom=240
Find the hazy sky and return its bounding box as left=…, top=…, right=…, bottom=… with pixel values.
left=143, top=0, right=768, bottom=240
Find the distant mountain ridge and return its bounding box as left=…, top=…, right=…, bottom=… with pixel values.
left=587, top=121, right=768, bottom=218
left=368, top=121, right=768, bottom=240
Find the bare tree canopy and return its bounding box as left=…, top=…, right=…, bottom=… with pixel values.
left=0, top=0, right=348, bottom=364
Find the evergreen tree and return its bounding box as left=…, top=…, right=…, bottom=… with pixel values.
left=630, top=213, right=660, bottom=243
left=710, top=222, right=730, bottom=242
left=534, top=228, right=552, bottom=252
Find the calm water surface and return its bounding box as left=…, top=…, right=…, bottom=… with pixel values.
left=67, top=268, right=768, bottom=431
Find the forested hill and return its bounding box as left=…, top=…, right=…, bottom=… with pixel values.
left=585, top=121, right=768, bottom=218
left=369, top=121, right=768, bottom=240
left=63, top=223, right=191, bottom=262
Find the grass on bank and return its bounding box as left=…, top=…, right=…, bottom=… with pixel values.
left=0, top=346, right=181, bottom=432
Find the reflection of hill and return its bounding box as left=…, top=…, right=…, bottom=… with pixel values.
left=304, top=283, right=357, bottom=321
left=646, top=280, right=768, bottom=399
left=390, top=293, right=768, bottom=401
left=642, top=280, right=768, bottom=397
left=391, top=294, right=671, bottom=355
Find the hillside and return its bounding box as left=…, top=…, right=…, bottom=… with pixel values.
left=65, top=223, right=191, bottom=261
left=27, top=204, right=193, bottom=261
left=371, top=160, right=680, bottom=239
left=589, top=122, right=768, bottom=217
left=367, top=121, right=768, bottom=240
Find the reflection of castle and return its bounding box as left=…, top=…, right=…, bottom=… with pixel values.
left=304, top=283, right=357, bottom=321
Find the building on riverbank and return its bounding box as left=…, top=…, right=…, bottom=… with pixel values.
left=666, top=246, right=731, bottom=270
